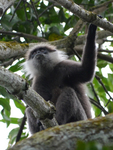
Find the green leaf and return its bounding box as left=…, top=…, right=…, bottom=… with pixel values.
left=49, top=26, right=60, bottom=35
left=8, top=128, right=19, bottom=144
left=109, top=63, right=113, bottom=72
left=10, top=117, right=24, bottom=125
left=92, top=104, right=101, bottom=117
left=1, top=15, right=19, bottom=31
left=59, top=8, right=66, bottom=22
left=101, top=77, right=111, bottom=91
left=64, top=16, right=77, bottom=31
left=108, top=74, right=113, bottom=91
left=13, top=100, right=25, bottom=114
left=97, top=60, right=107, bottom=68
left=108, top=101, right=113, bottom=113
left=76, top=140, right=113, bottom=150
left=0, top=86, right=16, bottom=99
left=8, top=126, right=28, bottom=145
left=11, top=118, right=19, bottom=124
left=87, top=84, right=95, bottom=99
left=16, top=8, right=26, bottom=21
left=1, top=109, right=11, bottom=126
left=9, top=59, right=24, bottom=72
left=0, top=98, right=10, bottom=111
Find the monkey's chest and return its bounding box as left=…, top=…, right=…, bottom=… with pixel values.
left=33, top=75, right=64, bottom=104
left=34, top=82, right=63, bottom=105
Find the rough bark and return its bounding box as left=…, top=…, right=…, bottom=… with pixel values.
left=0, top=0, right=15, bottom=16
left=8, top=113, right=113, bottom=150
left=0, top=67, right=58, bottom=129
left=0, top=29, right=112, bottom=63
left=49, top=0, right=113, bottom=33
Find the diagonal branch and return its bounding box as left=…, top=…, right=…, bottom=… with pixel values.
left=0, top=67, right=58, bottom=129
left=90, top=0, right=113, bottom=13
left=0, top=30, right=47, bottom=42
left=0, top=0, right=15, bottom=17
left=48, top=0, right=113, bottom=33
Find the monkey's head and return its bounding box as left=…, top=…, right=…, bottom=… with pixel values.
left=23, top=43, right=68, bottom=78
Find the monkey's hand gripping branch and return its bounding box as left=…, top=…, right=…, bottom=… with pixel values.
left=0, top=67, right=58, bottom=129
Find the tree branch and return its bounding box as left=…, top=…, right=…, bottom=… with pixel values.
left=90, top=0, right=113, bottom=13
left=0, top=67, right=58, bottom=129
left=9, top=0, right=23, bottom=22
left=0, top=30, right=47, bottom=42
left=0, top=29, right=113, bottom=65
left=74, top=46, right=113, bottom=63
left=8, top=113, right=113, bottom=150
left=0, top=0, right=15, bottom=17
left=90, top=98, right=108, bottom=115
left=69, top=0, right=111, bottom=36
left=48, top=0, right=113, bottom=33
left=0, top=41, right=28, bottom=61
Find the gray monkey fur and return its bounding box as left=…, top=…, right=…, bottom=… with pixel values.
left=23, top=24, right=97, bottom=134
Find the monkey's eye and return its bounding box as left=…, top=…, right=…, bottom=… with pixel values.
left=30, top=48, right=48, bottom=59
left=30, top=50, right=37, bottom=59
left=40, top=49, right=48, bottom=54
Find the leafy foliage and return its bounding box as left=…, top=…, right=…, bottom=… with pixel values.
left=76, top=141, right=113, bottom=150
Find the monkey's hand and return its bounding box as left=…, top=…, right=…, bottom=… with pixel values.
left=89, top=14, right=103, bottom=34
left=88, top=24, right=97, bottom=35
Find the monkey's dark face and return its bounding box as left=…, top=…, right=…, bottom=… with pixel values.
left=29, top=48, right=48, bottom=59
left=29, top=47, right=57, bottom=71
left=29, top=47, right=56, bottom=63
left=23, top=44, right=68, bottom=78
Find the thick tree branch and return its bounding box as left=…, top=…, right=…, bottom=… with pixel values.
left=69, top=0, right=112, bottom=36
left=0, top=67, right=58, bottom=129
left=0, top=41, right=28, bottom=61
left=76, top=30, right=113, bottom=45
left=0, top=28, right=113, bottom=64
left=0, top=0, right=15, bottom=16
left=74, top=46, right=113, bottom=63
left=90, top=0, right=113, bottom=13
left=0, top=30, right=47, bottom=42
left=48, top=0, right=113, bottom=33
left=8, top=113, right=113, bottom=150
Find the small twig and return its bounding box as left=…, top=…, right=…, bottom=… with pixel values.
left=16, top=113, right=27, bottom=142
left=71, top=48, right=81, bottom=60
left=90, top=0, right=113, bottom=12
left=0, top=58, right=14, bottom=67
left=38, top=4, right=55, bottom=17
left=23, top=0, right=28, bottom=21
left=10, top=0, right=23, bottom=22
left=90, top=98, right=108, bottom=115
left=98, top=49, right=113, bottom=53
left=0, top=30, right=47, bottom=42
left=103, top=39, right=113, bottom=42
left=30, top=0, right=43, bottom=35
left=90, top=83, right=101, bottom=105
left=34, top=0, right=40, bottom=5
left=104, top=98, right=111, bottom=110
left=95, top=75, right=113, bottom=101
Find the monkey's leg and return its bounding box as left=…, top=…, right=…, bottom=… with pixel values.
left=55, top=87, right=87, bottom=125
left=26, top=107, right=44, bottom=134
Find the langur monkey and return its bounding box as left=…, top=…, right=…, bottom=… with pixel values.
left=23, top=24, right=97, bottom=134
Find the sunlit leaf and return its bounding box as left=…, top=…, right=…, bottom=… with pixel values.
left=0, top=98, right=10, bottom=111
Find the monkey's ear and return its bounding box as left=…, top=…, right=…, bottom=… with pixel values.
left=49, top=49, right=57, bottom=52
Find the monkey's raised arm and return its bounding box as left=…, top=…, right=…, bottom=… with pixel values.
left=61, top=24, right=97, bottom=84
left=81, top=24, right=97, bottom=81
